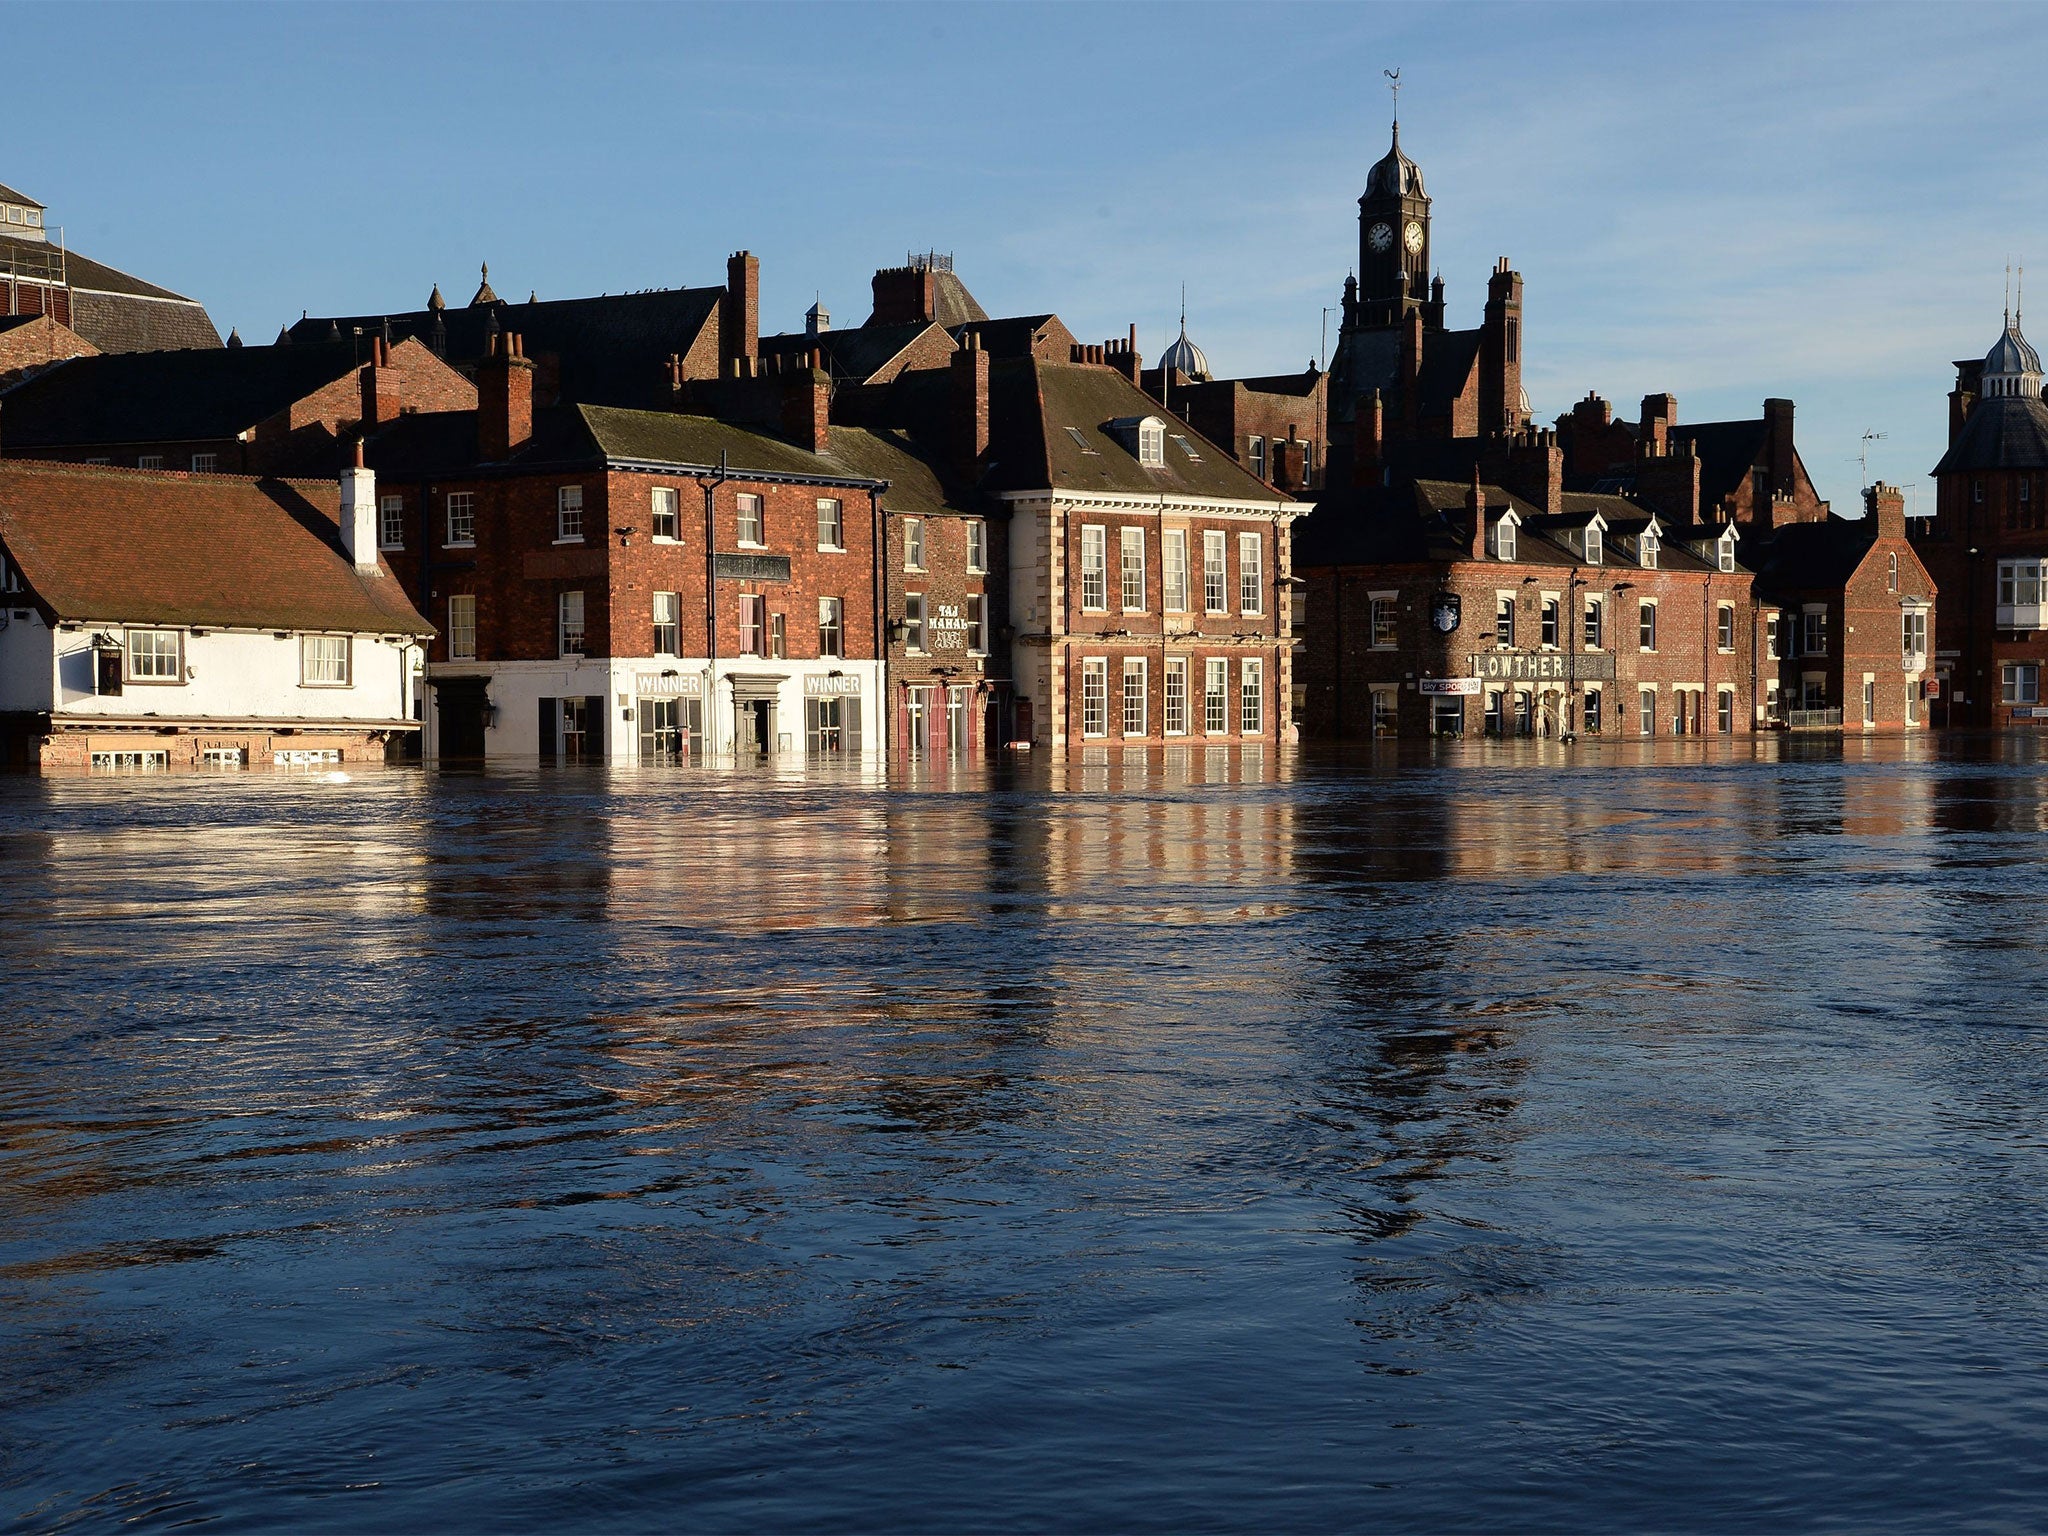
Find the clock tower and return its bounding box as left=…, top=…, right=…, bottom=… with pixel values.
left=1356, top=120, right=1430, bottom=328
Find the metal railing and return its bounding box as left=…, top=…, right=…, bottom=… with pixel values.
left=1784, top=708, right=1843, bottom=730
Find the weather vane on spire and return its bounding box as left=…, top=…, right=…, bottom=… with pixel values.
left=1384, top=67, right=1401, bottom=127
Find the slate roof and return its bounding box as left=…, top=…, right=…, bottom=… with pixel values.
left=927, top=269, right=988, bottom=329
left=1748, top=515, right=1880, bottom=596
left=0, top=182, right=44, bottom=208
left=1669, top=419, right=1771, bottom=505
left=951, top=315, right=1067, bottom=358
left=1931, top=395, right=2048, bottom=474
left=364, top=402, right=973, bottom=516
left=0, top=233, right=221, bottom=352
left=757, top=320, right=949, bottom=384
left=985, top=358, right=1293, bottom=504
left=0, top=461, right=431, bottom=634
left=289, top=287, right=723, bottom=408
left=0, top=341, right=363, bottom=446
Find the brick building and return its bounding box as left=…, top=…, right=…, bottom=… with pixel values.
left=1913, top=311, right=2048, bottom=727
left=363, top=332, right=994, bottom=763
left=1755, top=484, right=1935, bottom=730
left=0, top=313, right=96, bottom=389
left=0, top=334, right=475, bottom=476
left=0, top=458, right=430, bottom=768
left=1142, top=314, right=1327, bottom=497
left=0, top=179, right=221, bottom=353
left=1301, top=467, right=1764, bottom=739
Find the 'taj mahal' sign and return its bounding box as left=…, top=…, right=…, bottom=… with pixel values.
left=1468, top=650, right=1617, bottom=682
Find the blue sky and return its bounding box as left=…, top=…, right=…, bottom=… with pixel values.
left=8, top=1, right=2045, bottom=514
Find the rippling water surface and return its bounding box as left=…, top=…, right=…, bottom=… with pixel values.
left=5, top=738, right=2048, bottom=1532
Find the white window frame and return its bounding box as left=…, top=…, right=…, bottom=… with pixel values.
left=1121, top=526, right=1147, bottom=612
left=1138, top=419, right=1165, bottom=467
left=446, top=491, right=475, bottom=546
left=1584, top=594, right=1604, bottom=650
left=738, top=593, right=766, bottom=657
left=1203, top=531, right=1228, bottom=615
left=903, top=592, right=926, bottom=653
left=651, top=486, right=680, bottom=542
left=1370, top=590, right=1398, bottom=650
left=556, top=485, right=585, bottom=543
left=125, top=628, right=183, bottom=683
left=1203, top=657, right=1229, bottom=734
left=819, top=596, right=843, bottom=658
left=559, top=590, right=586, bottom=657
left=301, top=634, right=351, bottom=687
left=378, top=493, right=405, bottom=550
left=966, top=594, right=986, bottom=655
left=1638, top=599, right=1658, bottom=653
left=904, top=516, right=925, bottom=572
left=1494, top=518, right=1516, bottom=562
left=1639, top=531, right=1660, bottom=570
left=1240, top=657, right=1264, bottom=735
left=1164, top=529, right=1190, bottom=613
left=1164, top=656, right=1188, bottom=735
left=1249, top=435, right=1266, bottom=480
left=1638, top=686, right=1657, bottom=736
left=1080, top=525, right=1108, bottom=611
left=190, top=452, right=216, bottom=474
left=2002, top=663, right=2040, bottom=705
left=1540, top=593, right=1560, bottom=649
left=1718, top=534, right=1736, bottom=573
left=1238, top=532, right=1264, bottom=615
left=966, top=518, right=987, bottom=574
left=1081, top=657, right=1109, bottom=737
left=737, top=492, right=765, bottom=547
left=137, top=454, right=163, bottom=471
left=652, top=591, right=679, bottom=656
left=816, top=497, right=845, bottom=551
left=1122, top=657, right=1148, bottom=737
left=1584, top=524, right=1603, bottom=565
left=1997, top=558, right=2046, bottom=628
left=1902, top=607, right=1928, bottom=667
left=448, top=594, right=477, bottom=660
left=1717, top=603, right=1735, bottom=654
left=1801, top=605, right=1828, bottom=658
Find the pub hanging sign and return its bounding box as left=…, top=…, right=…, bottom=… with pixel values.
left=1431, top=592, right=1461, bottom=633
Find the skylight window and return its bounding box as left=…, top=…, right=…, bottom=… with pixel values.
left=1064, top=426, right=1099, bottom=455
left=1170, top=434, right=1203, bottom=462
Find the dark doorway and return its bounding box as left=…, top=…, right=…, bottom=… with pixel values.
left=436, top=680, right=488, bottom=759
left=736, top=698, right=771, bottom=757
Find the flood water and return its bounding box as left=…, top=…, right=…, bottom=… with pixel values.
left=5, top=738, right=2048, bottom=1532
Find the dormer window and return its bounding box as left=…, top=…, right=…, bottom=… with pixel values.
left=1584, top=524, right=1603, bottom=565
left=1494, top=517, right=1516, bottom=562
left=1718, top=532, right=1737, bottom=573
left=23, top=209, right=39, bottom=229
left=1108, top=416, right=1169, bottom=467
left=1639, top=531, right=1659, bottom=570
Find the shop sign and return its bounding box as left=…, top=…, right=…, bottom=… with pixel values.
left=634, top=672, right=702, bottom=696
left=927, top=602, right=970, bottom=650
left=1419, top=677, right=1481, bottom=696
left=805, top=674, right=863, bottom=697
left=714, top=552, right=791, bottom=581
left=1469, top=650, right=1616, bottom=682
left=1431, top=593, right=1461, bottom=633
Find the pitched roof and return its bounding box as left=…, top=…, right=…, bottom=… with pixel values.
left=758, top=320, right=949, bottom=384
left=928, top=269, right=988, bottom=329
left=950, top=315, right=1071, bottom=358
left=1748, top=515, right=1879, bottom=594
left=289, top=287, right=723, bottom=408
left=988, top=358, right=1293, bottom=504
left=0, top=341, right=364, bottom=446
left=1931, top=395, right=2048, bottom=474
left=0, top=233, right=220, bottom=353
left=0, top=462, right=431, bottom=634
left=0, top=182, right=43, bottom=209
left=1669, top=418, right=1768, bottom=505
left=574, top=404, right=968, bottom=511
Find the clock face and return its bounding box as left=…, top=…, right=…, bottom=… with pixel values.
left=1368, top=222, right=1393, bottom=253
left=1404, top=221, right=1425, bottom=254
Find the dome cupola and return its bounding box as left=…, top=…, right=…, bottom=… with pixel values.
left=1983, top=314, right=2042, bottom=399
left=1364, top=121, right=1424, bottom=199
left=1158, top=290, right=1210, bottom=381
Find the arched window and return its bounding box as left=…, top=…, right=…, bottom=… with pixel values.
left=1889, top=551, right=1899, bottom=593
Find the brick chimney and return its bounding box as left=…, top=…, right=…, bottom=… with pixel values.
left=1104, top=325, right=1141, bottom=384
left=783, top=361, right=830, bottom=453
left=1639, top=393, right=1675, bottom=456
left=1868, top=481, right=1906, bottom=539
left=359, top=336, right=401, bottom=430
left=950, top=333, right=990, bottom=472
left=477, top=331, right=534, bottom=460
left=1634, top=439, right=1701, bottom=525
left=1764, top=397, right=1796, bottom=494
left=1479, top=258, right=1523, bottom=433
left=1468, top=467, right=1488, bottom=560
left=870, top=264, right=935, bottom=327
left=339, top=438, right=378, bottom=571
left=1500, top=427, right=1562, bottom=516
left=1399, top=305, right=1424, bottom=430
left=1352, top=388, right=1384, bottom=487
left=722, top=251, right=759, bottom=376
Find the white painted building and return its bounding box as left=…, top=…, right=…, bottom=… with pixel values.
left=0, top=458, right=432, bottom=769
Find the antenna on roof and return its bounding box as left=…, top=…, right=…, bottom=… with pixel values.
left=1858, top=429, right=1886, bottom=490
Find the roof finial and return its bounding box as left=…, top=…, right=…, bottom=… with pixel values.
left=1384, top=67, right=1401, bottom=137
left=2006, top=260, right=2012, bottom=326
left=2019, top=262, right=2025, bottom=328
left=1179, top=281, right=1187, bottom=337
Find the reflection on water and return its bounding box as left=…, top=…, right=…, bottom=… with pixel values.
left=5, top=736, right=2048, bottom=1532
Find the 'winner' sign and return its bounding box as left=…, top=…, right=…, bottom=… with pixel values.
left=1469, top=650, right=1616, bottom=682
